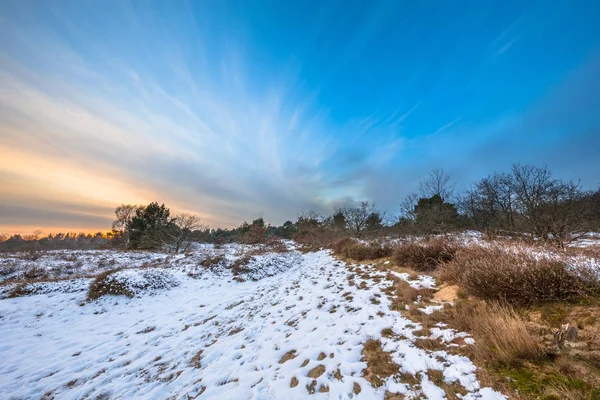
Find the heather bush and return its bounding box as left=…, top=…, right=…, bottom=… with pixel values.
left=87, top=269, right=133, bottom=300
left=440, top=245, right=600, bottom=305
left=331, top=238, right=392, bottom=261
left=331, top=237, right=356, bottom=255
left=393, top=237, right=458, bottom=271
left=87, top=268, right=178, bottom=300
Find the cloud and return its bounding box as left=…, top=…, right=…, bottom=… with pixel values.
left=0, top=2, right=383, bottom=232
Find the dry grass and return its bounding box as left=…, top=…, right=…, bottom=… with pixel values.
left=360, top=339, right=399, bottom=388
left=393, top=237, right=458, bottom=272
left=441, top=300, right=544, bottom=368
left=383, top=275, right=436, bottom=311
left=440, top=245, right=600, bottom=305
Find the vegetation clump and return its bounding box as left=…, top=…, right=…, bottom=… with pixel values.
left=87, top=269, right=133, bottom=300
left=440, top=246, right=600, bottom=305
left=393, top=237, right=458, bottom=271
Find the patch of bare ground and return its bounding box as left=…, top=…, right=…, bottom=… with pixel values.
left=361, top=339, right=399, bottom=388
left=290, top=377, right=298, bottom=387
left=307, top=364, right=326, bottom=379
left=279, top=350, right=296, bottom=364
left=432, top=284, right=459, bottom=303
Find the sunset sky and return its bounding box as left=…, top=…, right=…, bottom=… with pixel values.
left=1, top=0, right=599, bottom=234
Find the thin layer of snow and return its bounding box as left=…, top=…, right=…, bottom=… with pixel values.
left=0, top=247, right=504, bottom=399
left=390, top=271, right=437, bottom=289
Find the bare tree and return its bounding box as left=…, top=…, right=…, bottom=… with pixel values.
left=342, top=201, right=376, bottom=238
left=170, top=213, right=204, bottom=253
left=112, top=204, right=141, bottom=232
left=419, top=168, right=455, bottom=202
left=461, top=172, right=516, bottom=232
left=400, top=192, right=419, bottom=220
left=508, top=164, right=590, bottom=246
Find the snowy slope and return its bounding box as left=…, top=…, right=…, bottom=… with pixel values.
left=0, top=248, right=504, bottom=399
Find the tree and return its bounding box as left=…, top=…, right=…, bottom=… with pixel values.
left=414, top=194, right=459, bottom=233
left=241, top=218, right=268, bottom=244
left=365, top=212, right=384, bottom=236
left=331, top=210, right=347, bottom=233
left=508, top=164, right=589, bottom=245
left=112, top=204, right=141, bottom=232
left=279, top=221, right=296, bottom=239
left=461, top=173, right=516, bottom=232
left=170, top=213, right=204, bottom=253
left=419, top=168, right=455, bottom=202
left=126, top=202, right=175, bottom=250
left=342, top=201, right=377, bottom=238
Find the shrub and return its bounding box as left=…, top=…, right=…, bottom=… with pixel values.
left=440, top=246, right=600, bottom=305
left=200, top=254, right=226, bottom=268
left=393, top=238, right=458, bottom=271
left=87, top=268, right=177, bottom=300
left=213, top=236, right=226, bottom=249
left=87, top=269, right=133, bottom=300
left=23, top=266, right=50, bottom=281
left=331, top=237, right=356, bottom=255
left=333, top=240, right=392, bottom=261
left=264, top=237, right=288, bottom=253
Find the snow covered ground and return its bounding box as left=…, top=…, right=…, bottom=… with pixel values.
left=0, top=245, right=504, bottom=399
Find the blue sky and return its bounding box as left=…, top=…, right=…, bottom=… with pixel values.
left=1, top=0, right=599, bottom=232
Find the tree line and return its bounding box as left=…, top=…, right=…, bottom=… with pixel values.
left=1, top=163, right=598, bottom=252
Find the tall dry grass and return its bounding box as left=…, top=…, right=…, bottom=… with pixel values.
left=446, top=300, right=544, bottom=367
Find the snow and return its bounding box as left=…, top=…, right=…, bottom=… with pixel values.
left=0, top=245, right=505, bottom=399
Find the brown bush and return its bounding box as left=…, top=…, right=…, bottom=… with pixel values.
left=331, top=237, right=392, bottom=261
left=342, top=243, right=392, bottom=261
left=87, top=269, right=133, bottom=300
left=23, top=266, right=49, bottom=281
left=440, top=246, right=600, bottom=305
left=200, top=255, right=226, bottom=268
left=264, top=238, right=288, bottom=253
left=331, top=237, right=356, bottom=254
left=393, top=238, right=458, bottom=271
left=213, top=236, right=226, bottom=249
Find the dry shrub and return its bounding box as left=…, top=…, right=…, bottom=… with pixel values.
left=331, top=237, right=356, bottom=254
left=213, top=236, right=226, bottom=249
left=23, top=266, right=49, bottom=280
left=263, top=238, right=288, bottom=253
left=87, top=269, right=133, bottom=300
left=231, top=256, right=251, bottom=276
left=0, top=262, right=18, bottom=277
left=445, top=300, right=544, bottom=367
left=440, top=246, right=600, bottom=305
left=393, top=238, right=458, bottom=272
left=8, top=283, right=32, bottom=298
left=333, top=239, right=392, bottom=261
left=200, top=255, right=226, bottom=268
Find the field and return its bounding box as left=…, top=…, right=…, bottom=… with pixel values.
left=1, top=234, right=599, bottom=399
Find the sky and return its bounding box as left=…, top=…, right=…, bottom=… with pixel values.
left=1, top=0, right=599, bottom=234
